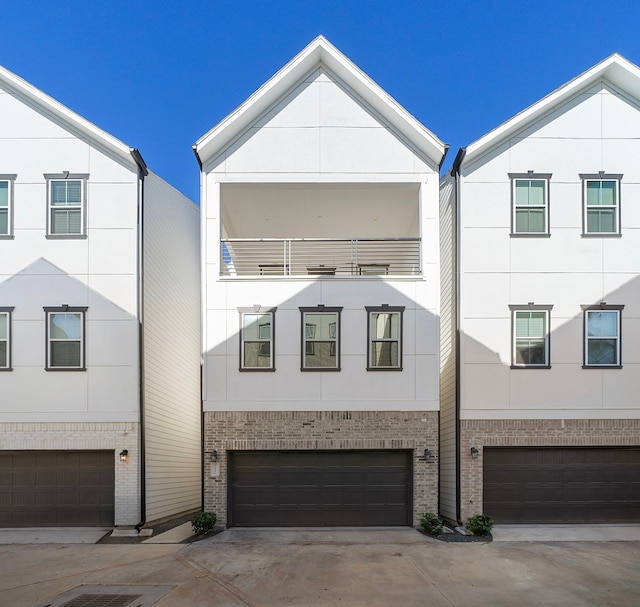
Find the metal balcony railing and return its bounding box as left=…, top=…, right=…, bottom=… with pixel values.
left=220, top=238, right=421, bottom=276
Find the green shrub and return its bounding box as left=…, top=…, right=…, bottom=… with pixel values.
left=420, top=512, right=444, bottom=535
left=465, top=514, right=493, bottom=536
left=191, top=512, right=217, bottom=535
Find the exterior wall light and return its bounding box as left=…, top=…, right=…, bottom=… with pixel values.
left=119, top=449, right=129, bottom=463
left=470, top=447, right=479, bottom=459
left=210, top=450, right=218, bottom=462
left=423, top=448, right=432, bottom=460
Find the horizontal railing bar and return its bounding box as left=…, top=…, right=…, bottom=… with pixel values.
left=222, top=237, right=420, bottom=242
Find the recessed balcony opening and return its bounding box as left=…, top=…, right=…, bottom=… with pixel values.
left=220, top=183, right=421, bottom=276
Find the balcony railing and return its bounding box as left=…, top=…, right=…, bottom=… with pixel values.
left=220, top=238, right=421, bottom=276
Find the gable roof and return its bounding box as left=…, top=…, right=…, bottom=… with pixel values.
left=194, top=35, right=447, bottom=168
left=455, top=53, right=640, bottom=172
left=0, top=64, right=147, bottom=174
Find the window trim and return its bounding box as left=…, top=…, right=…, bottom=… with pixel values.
left=366, top=305, right=404, bottom=371
left=0, top=306, right=14, bottom=371
left=299, top=306, right=342, bottom=371
left=0, top=175, right=17, bottom=239
left=509, top=304, right=552, bottom=369
left=44, top=306, right=87, bottom=371
left=238, top=306, right=277, bottom=372
left=580, top=173, right=622, bottom=237
left=509, top=173, right=552, bottom=237
left=582, top=304, right=623, bottom=369
left=44, top=173, right=89, bottom=239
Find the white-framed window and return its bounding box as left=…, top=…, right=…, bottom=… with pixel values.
left=510, top=305, right=552, bottom=368
left=239, top=307, right=276, bottom=371
left=366, top=305, right=404, bottom=370
left=300, top=306, right=342, bottom=370
left=45, top=174, right=88, bottom=237
left=583, top=305, right=623, bottom=368
left=0, top=307, right=14, bottom=370
left=581, top=174, right=622, bottom=235
left=0, top=175, right=17, bottom=238
left=510, top=173, right=551, bottom=235
left=44, top=306, right=87, bottom=370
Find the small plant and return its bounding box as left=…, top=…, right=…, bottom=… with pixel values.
left=465, top=514, right=493, bottom=536
left=420, top=512, right=444, bottom=535
left=191, top=512, right=217, bottom=535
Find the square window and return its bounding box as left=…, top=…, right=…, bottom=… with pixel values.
left=300, top=307, right=342, bottom=370
left=46, top=175, right=88, bottom=237
left=0, top=176, right=16, bottom=238
left=0, top=307, right=14, bottom=370
left=44, top=307, right=87, bottom=370
left=240, top=310, right=275, bottom=370
left=584, top=307, right=622, bottom=367
left=366, top=306, right=404, bottom=370
left=511, top=308, right=551, bottom=368
left=581, top=176, right=621, bottom=235
left=511, top=175, right=550, bottom=235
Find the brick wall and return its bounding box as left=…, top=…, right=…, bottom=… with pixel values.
left=460, top=418, right=640, bottom=522
left=204, top=410, right=438, bottom=527
left=0, top=422, right=140, bottom=525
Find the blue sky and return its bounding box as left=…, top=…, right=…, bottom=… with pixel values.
left=2, top=0, right=640, bottom=202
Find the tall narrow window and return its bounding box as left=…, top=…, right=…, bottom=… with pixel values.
left=509, top=305, right=552, bottom=368
left=44, top=307, right=87, bottom=370
left=510, top=173, right=551, bottom=235
left=581, top=174, right=621, bottom=235
left=583, top=305, right=623, bottom=367
left=0, top=175, right=16, bottom=238
left=300, top=306, right=342, bottom=370
left=0, top=307, right=13, bottom=370
left=239, top=307, right=276, bottom=371
left=366, top=306, right=404, bottom=370
left=45, top=174, right=88, bottom=237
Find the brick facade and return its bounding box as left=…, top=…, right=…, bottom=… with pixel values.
left=0, top=422, right=140, bottom=525
left=204, top=410, right=438, bottom=527
left=459, top=418, right=640, bottom=522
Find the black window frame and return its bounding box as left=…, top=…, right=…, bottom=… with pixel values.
left=44, top=306, right=88, bottom=371
left=299, top=305, right=342, bottom=371
left=582, top=304, right=624, bottom=369
left=0, top=306, right=14, bottom=371
left=44, top=173, right=89, bottom=239
left=580, top=173, right=622, bottom=237
left=509, top=304, right=553, bottom=369
left=366, top=305, right=404, bottom=371
left=509, top=172, right=552, bottom=237
left=238, top=306, right=277, bottom=372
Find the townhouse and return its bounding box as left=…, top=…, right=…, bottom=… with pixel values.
left=0, top=65, right=201, bottom=527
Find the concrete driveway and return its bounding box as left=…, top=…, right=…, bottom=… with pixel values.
left=1, top=528, right=639, bottom=606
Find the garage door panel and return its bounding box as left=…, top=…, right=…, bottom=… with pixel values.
left=0, top=451, right=115, bottom=527
left=484, top=447, right=640, bottom=523
left=230, top=450, right=411, bottom=527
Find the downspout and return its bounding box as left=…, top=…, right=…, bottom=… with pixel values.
left=451, top=147, right=466, bottom=524
left=130, top=148, right=149, bottom=532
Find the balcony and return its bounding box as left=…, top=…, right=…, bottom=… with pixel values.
left=221, top=237, right=421, bottom=276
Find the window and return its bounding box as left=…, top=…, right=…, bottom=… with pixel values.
left=239, top=307, right=276, bottom=370
left=366, top=306, right=404, bottom=370
left=581, top=174, right=622, bottom=235
left=44, top=307, right=87, bottom=370
left=0, top=307, right=13, bottom=370
left=583, top=305, right=623, bottom=368
left=0, top=175, right=16, bottom=238
left=300, top=306, right=342, bottom=370
left=45, top=174, right=88, bottom=237
left=510, top=173, right=551, bottom=235
left=510, top=305, right=552, bottom=368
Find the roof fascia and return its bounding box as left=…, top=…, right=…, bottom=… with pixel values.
left=0, top=65, right=138, bottom=171
left=195, top=36, right=446, bottom=168
left=462, top=54, right=640, bottom=169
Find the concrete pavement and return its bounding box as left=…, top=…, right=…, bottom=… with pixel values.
left=1, top=528, right=639, bottom=606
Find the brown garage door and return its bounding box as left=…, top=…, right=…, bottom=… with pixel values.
left=229, top=450, right=412, bottom=526
left=483, top=447, right=640, bottom=524
left=0, top=451, right=115, bottom=527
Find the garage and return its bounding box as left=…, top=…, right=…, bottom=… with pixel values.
left=0, top=451, right=115, bottom=527
left=483, top=447, right=640, bottom=523
left=229, top=450, right=412, bottom=526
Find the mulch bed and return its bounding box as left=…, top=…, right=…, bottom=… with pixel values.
left=417, top=528, right=492, bottom=542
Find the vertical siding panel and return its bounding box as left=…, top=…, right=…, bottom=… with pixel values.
left=142, top=172, right=201, bottom=521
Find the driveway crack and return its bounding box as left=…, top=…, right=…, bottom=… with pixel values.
left=406, top=555, right=456, bottom=607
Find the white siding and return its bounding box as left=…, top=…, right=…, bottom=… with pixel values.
left=439, top=175, right=457, bottom=522
left=459, top=81, right=640, bottom=420
left=142, top=171, right=201, bottom=522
